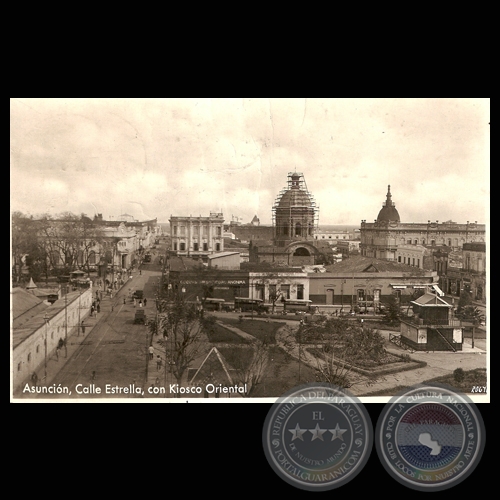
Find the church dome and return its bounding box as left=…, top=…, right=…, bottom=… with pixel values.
left=377, top=185, right=400, bottom=222
left=276, top=173, right=314, bottom=209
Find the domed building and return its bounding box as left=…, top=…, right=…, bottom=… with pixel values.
left=274, top=172, right=317, bottom=242
left=376, top=185, right=400, bottom=223
left=250, top=172, right=329, bottom=266
left=360, top=185, right=485, bottom=263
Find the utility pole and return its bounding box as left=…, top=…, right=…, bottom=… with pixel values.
left=64, top=291, right=68, bottom=357
left=43, top=312, right=49, bottom=381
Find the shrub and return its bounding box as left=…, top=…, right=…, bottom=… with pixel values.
left=453, top=368, right=465, bottom=383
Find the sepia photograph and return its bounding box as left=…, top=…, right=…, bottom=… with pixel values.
left=10, top=98, right=490, bottom=403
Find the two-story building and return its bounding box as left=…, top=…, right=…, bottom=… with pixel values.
left=169, top=213, right=225, bottom=258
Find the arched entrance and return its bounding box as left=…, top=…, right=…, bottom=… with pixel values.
left=291, top=246, right=313, bottom=266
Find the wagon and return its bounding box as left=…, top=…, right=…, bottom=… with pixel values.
left=134, top=309, right=147, bottom=324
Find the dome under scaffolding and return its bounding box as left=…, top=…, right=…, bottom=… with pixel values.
left=272, top=172, right=319, bottom=241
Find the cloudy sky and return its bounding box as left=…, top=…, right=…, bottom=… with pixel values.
left=10, top=98, right=489, bottom=226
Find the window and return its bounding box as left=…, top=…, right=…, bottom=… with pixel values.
left=173, top=242, right=177, bottom=251
left=193, top=243, right=199, bottom=251
left=173, top=226, right=177, bottom=236
left=180, top=226, right=186, bottom=236
left=215, top=243, right=220, bottom=251
left=407, top=239, right=412, bottom=244
left=357, top=289, right=366, bottom=301
left=281, top=285, right=290, bottom=299
left=417, top=259, right=420, bottom=268
left=414, top=240, right=418, bottom=245
left=255, top=284, right=264, bottom=300
left=398, top=256, right=402, bottom=262
left=217, top=226, right=222, bottom=236
left=203, top=243, right=208, bottom=251
left=203, top=226, right=208, bottom=237
left=179, top=242, right=185, bottom=251
left=297, top=284, right=304, bottom=300
left=269, top=285, right=277, bottom=300
left=412, top=258, right=415, bottom=266
left=431, top=240, right=435, bottom=246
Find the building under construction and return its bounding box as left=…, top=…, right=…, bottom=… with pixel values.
left=272, top=172, right=319, bottom=245
left=249, top=172, right=330, bottom=266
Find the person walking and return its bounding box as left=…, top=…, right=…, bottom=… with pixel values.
left=149, top=345, right=154, bottom=360
left=144, top=297, right=147, bottom=307
left=97, top=303, right=100, bottom=314
left=139, top=300, right=143, bottom=308
left=81, top=321, right=86, bottom=334
left=123, top=297, right=126, bottom=305
left=156, top=355, right=162, bottom=371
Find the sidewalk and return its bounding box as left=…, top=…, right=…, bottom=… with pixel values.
left=18, top=271, right=144, bottom=395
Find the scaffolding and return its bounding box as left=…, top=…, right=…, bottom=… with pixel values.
left=272, top=172, right=319, bottom=241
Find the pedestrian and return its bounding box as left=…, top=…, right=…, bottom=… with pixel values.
left=31, top=371, right=38, bottom=386
left=139, top=269, right=142, bottom=275
left=133, top=298, right=136, bottom=308
left=144, top=297, right=147, bottom=307
left=156, top=355, right=162, bottom=371
left=139, top=300, right=143, bottom=307
left=91, top=370, right=96, bottom=381
left=149, top=345, right=154, bottom=360
left=81, top=320, right=86, bottom=334
left=56, top=346, right=60, bottom=361
left=97, top=303, right=100, bottom=314
left=123, top=297, right=126, bottom=305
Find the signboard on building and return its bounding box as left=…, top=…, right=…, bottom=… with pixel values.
left=448, top=251, right=463, bottom=269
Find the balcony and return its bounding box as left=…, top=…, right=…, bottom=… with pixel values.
left=401, top=315, right=462, bottom=328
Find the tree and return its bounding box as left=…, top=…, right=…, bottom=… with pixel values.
left=232, top=339, right=270, bottom=397
left=286, top=317, right=386, bottom=389
left=11, top=212, right=46, bottom=283
left=383, top=294, right=401, bottom=325
left=37, top=212, right=104, bottom=274
left=149, top=292, right=208, bottom=394
left=456, top=289, right=473, bottom=317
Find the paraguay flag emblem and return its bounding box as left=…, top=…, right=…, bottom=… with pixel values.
left=396, top=404, right=463, bottom=469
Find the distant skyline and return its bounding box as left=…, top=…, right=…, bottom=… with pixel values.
left=11, top=98, right=489, bottom=226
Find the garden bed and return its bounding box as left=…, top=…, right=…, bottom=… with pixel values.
left=306, top=347, right=426, bottom=378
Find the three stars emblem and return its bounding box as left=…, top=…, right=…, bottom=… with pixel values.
left=288, top=423, right=347, bottom=442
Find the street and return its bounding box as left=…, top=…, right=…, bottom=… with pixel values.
left=18, top=245, right=167, bottom=399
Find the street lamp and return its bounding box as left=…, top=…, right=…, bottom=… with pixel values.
left=43, top=312, right=49, bottom=381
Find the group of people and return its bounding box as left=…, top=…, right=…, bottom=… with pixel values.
left=132, top=297, right=147, bottom=307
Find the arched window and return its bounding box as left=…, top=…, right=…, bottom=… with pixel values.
left=295, top=223, right=302, bottom=236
